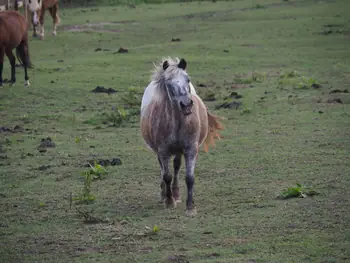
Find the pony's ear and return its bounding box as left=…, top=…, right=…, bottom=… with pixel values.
left=178, top=58, right=187, bottom=70
left=163, top=60, right=169, bottom=71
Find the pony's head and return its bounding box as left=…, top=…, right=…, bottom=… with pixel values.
left=26, top=0, right=42, bottom=26
left=153, top=57, right=193, bottom=116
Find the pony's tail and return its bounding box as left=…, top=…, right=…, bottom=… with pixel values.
left=16, top=43, right=34, bottom=69
left=203, top=111, right=224, bottom=153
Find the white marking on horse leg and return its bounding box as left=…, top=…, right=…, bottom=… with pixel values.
left=52, top=22, right=57, bottom=36
left=39, top=25, right=45, bottom=40
left=25, top=80, right=30, bottom=87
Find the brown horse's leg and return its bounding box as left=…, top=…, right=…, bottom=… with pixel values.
left=38, top=8, right=45, bottom=40
left=159, top=154, right=176, bottom=209
left=49, top=4, right=60, bottom=36
left=0, top=47, right=4, bottom=87
left=184, top=148, right=198, bottom=216
left=16, top=42, right=30, bottom=87
left=5, top=49, right=16, bottom=85
left=172, top=154, right=182, bottom=203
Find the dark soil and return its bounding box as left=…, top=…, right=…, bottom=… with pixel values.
left=171, top=38, right=181, bottom=42
left=327, top=98, right=343, bottom=104
left=37, top=165, right=52, bottom=171
left=37, top=137, right=56, bottom=152
left=115, top=48, right=128, bottom=53
left=215, top=101, right=242, bottom=109
left=84, top=158, right=122, bottom=167
left=225, top=91, right=243, bottom=100
left=0, top=125, right=24, bottom=134
left=329, top=89, right=348, bottom=94
left=91, top=86, right=117, bottom=94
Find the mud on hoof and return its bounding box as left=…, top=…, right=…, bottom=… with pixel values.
left=185, top=207, right=197, bottom=217
left=164, top=197, right=176, bottom=209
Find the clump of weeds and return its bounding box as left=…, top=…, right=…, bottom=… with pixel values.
left=278, top=183, right=320, bottom=199
left=73, top=161, right=108, bottom=204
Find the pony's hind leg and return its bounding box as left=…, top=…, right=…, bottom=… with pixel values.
left=158, top=154, right=176, bottom=209
left=184, top=148, right=198, bottom=216
left=5, top=49, right=16, bottom=85
left=172, top=154, right=182, bottom=203
left=16, top=42, right=30, bottom=87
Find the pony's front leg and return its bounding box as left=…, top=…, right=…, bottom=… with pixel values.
left=184, top=148, right=198, bottom=216
left=172, top=154, right=182, bottom=203
left=159, top=154, right=176, bottom=209
left=157, top=155, right=166, bottom=203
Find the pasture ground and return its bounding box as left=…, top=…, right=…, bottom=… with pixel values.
left=0, top=0, right=350, bottom=262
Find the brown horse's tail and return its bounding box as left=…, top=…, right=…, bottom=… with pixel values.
left=203, top=111, right=224, bottom=153
left=16, top=43, right=34, bottom=69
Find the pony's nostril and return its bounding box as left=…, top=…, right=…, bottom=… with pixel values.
left=190, top=99, right=193, bottom=105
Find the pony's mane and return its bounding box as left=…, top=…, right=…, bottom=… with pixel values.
left=151, top=57, right=185, bottom=86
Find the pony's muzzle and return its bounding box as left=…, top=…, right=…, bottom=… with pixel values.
left=180, top=99, right=193, bottom=116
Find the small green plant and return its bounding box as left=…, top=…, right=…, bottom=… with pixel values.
left=105, top=107, right=130, bottom=127
left=297, top=77, right=321, bottom=89
left=202, top=89, right=216, bottom=101
left=38, top=202, right=47, bottom=208
left=279, top=183, right=319, bottom=199
left=279, top=70, right=300, bottom=79
left=153, top=225, right=160, bottom=233
left=73, top=171, right=96, bottom=204
left=73, top=162, right=107, bottom=204
left=241, top=108, right=252, bottom=115
left=88, top=161, right=107, bottom=180
left=234, top=72, right=266, bottom=84
left=120, top=87, right=142, bottom=108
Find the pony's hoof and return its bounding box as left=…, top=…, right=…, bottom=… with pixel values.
left=164, top=197, right=176, bottom=209
left=185, top=208, right=197, bottom=217
left=39, top=35, right=44, bottom=40
left=52, top=31, right=57, bottom=36
left=24, top=80, right=30, bottom=87
left=175, top=198, right=182, bottom=203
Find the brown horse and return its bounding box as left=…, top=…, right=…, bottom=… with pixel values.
left=26, top=0, right=60, bottom=40
left=0, top=10, right=31, bottom=87
left=140, top=57, right=224, bottom=216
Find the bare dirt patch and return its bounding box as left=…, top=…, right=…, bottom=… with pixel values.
left=63, top=21, right=138, bottom=33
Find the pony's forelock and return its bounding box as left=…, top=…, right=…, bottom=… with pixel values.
left=151, top=57, right=186, bottom=84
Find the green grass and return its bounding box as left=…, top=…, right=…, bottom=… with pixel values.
left=1, top=0, right=350, bottom=262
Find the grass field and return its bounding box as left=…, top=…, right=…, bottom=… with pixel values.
left=1, top=0, right=350, bottom=262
